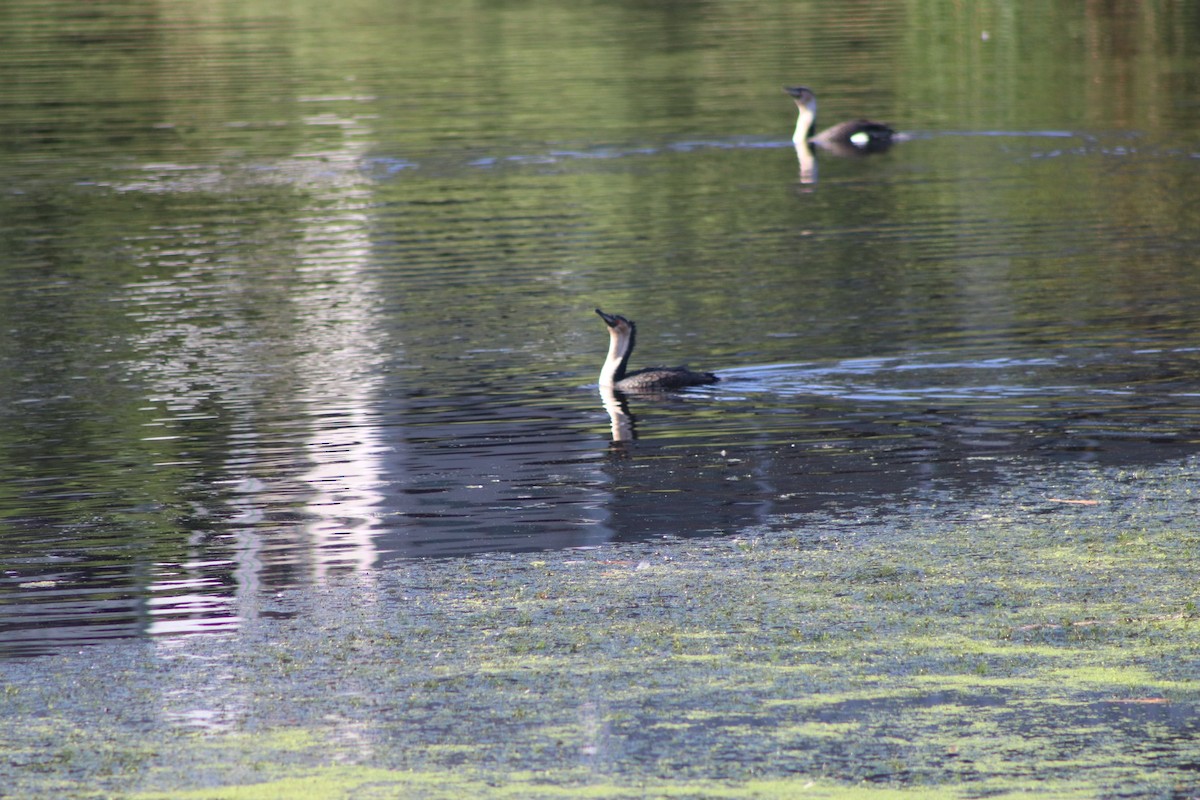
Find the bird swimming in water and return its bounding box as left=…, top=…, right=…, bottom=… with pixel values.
left=783, top=86, right=894, bottom=154
left=595, top=309, right=719, bottom=392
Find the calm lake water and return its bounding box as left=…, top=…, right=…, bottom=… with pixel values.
left=2, top=0, right=1199, bottom=655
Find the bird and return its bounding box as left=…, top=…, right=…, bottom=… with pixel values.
left=783, top=85, right=894, bottom=154
left=595, top=309, right=719, bottom=392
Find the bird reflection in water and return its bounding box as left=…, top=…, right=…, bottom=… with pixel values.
left=794, top=137, right=817, bottom=185
left=599, top=384, right=637, bottom=445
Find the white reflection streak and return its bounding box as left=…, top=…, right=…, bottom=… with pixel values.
left=291, top=121, right=387, bottom=580
left=147, top=119, right=389, bottom=737
left=123, top=115, right=389, bottom=649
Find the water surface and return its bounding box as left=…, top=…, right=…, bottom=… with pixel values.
left=1, top=0, right=1199, bottom=655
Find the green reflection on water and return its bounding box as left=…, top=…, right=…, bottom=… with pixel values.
left=0, top=0, right=1197, bottom=641
left=1, top=0, right=1196, bottom=166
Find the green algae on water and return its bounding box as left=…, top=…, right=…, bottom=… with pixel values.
left=4, top=460, right=1200, bottom=800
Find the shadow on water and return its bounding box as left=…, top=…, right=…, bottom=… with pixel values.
left=376, top=337, right=1200, bottom=560
left=586, top=344, right=1200, bottom=544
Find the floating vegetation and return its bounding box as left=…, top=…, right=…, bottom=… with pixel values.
left=3, top=460, right=1199, bottom=799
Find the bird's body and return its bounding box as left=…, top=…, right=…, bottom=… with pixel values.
left=595, top=309, right=718, bottom=392
left=784, top=86, right=894, bottom=154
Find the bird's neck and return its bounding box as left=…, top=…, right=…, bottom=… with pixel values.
left=793, top=105, right=816, bottom=143
left=599, top=328, right=635, bottom=386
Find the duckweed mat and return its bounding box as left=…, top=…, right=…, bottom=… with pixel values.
left=3, top=459, right=1200, bottom=799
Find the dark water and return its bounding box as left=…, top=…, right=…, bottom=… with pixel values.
left=1, top=0, right=1199, bottom=655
